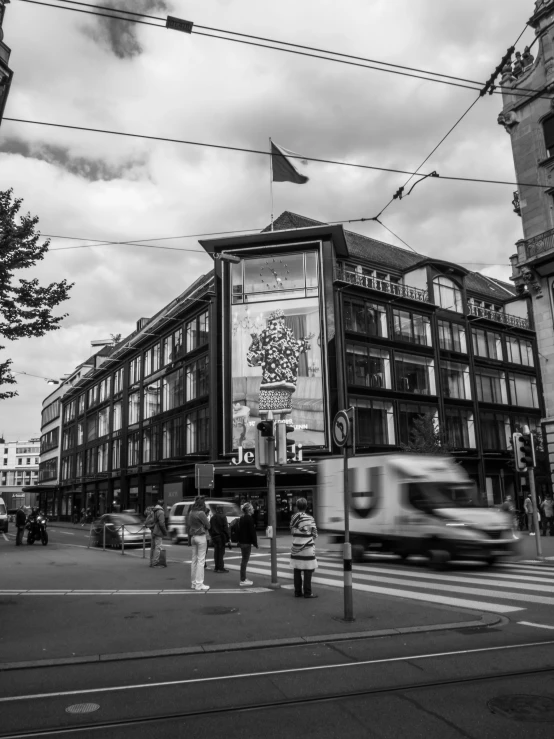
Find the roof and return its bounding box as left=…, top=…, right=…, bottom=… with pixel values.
left=268, top=211, right=516, bottom=301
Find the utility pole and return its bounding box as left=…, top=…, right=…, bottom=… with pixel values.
left=513, top=427, right=543, bottom=560
left=266, top=429, right=279, bottom=588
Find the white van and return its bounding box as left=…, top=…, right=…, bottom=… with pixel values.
left=0, top=497, right=8, bottom=533
left=317, top=454, right=518, bottom=566
left=167, top=499, right=241, bottom=545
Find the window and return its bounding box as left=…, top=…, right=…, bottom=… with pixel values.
left=440, top=360, right=471, bottom=399
left=97, top=406, right=110, bottom=436
left=75, top=451, right=83, bottom=477
left=186, top=310, right=210, bottom=353
left=351, top=398, right=395, bottom=445
left=127, top=432, right=140, bottom=466
left=85, top=447, right=95, bottom=475
left=99, top=377, right=111, bottom=403
left=445, top=408, right=476, bottom=448
left=346, top=344, right=391, bottom=388
left=77, top=421, right=84, bottom=446
left=474, top=368, right=508, bottom=404
left=112, top=402, right=122, bottom=432
left=17, top=458, right=22, bottom=466
left=480, top=412, right=511, bottom=450
left=437, top=320, right=467, bottom=353
left=62, top=428, right=75, bottom=451
left=513, top=415, right=541, bottom=435
left=144, top=380, right=161, bottom=419
left=63, top=400, right=76, bottom=423
left=143, top=426, right=160, bottom=463
left=162, top=335, right=172, bottom=366
left=172, top=328, right=184, bottom=362
left=129, top=356, right=142, bottom=386
left=97, top=443, right=109, bottom=472
left=41, top=400, right=60, bottom=426
left=111, top=438, right=121, bottom=470
left=163, top=368, right=185, bottom=410
left=87, top=385, right=99, bottom=409
left=39, top=458, right=58, bottom=482
left=509, top=374, right=539, bottom=408
left=186, top=408, right=209, bottom=453
left=162, top=417, right=184, bottom=458
left=392, top=309, right=431, bottom=346
left=472, top=328, right=503, bottom=361
left=398, top=403, right=438, bottom=445
left=543, top=115, right=554, bottom=157
left=506, top=336, right=534, bottom=366
left=128, top=391, right=140, bottom=425
left=344, top=298, right=387, bottom=337
left=394, top=352, right=435, bottom=395
left=433, top=276, right=463, bottom=312
left=61, top=456, right=73, bottom=481
left=78, top=394, right=85, bottom=415
left=186, top=358, right=210, bottom=401
left=40, top=428, right=59, bottom=453
left=144, top=344, right=160, bottom=377
left=113, top=368, right=124, bottom=394
left=235, top=252, right=319, bottom=303
left=26, top=457, right=31, bottom=465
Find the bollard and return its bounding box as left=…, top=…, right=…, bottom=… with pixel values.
left=87, top=522, right=94, bottom=549
left=142, top=527, right=146, bottom=559
left=103, top=522, right=106, bottom=551
left=121, top=525, right=125, bottom=555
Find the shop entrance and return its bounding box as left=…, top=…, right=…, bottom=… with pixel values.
left=223, top=487, right=315, bottom=529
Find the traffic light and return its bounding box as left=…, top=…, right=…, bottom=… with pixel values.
left=275, top=420, right=295, bottom=465
left=513, top=432, right=536, bottom=472
left=255, top=420, right=273, bottom=470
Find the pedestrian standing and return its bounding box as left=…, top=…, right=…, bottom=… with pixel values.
left=148, top=498, right=167, bottom=568
left=524, top=493, right=536, bottom=535
left=290, top=497, right=318, bottom=598
left=540, top=493, right=554, bottom=536
left=15, top=503, right=26, bottom=546
left=187, top=496, right=210, bottom=591
left=210, top=505, right=230, bottom=573
left=237, top=502, right=258, bottom=586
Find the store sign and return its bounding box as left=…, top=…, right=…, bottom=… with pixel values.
left=230, top=443, right=303, bottom=466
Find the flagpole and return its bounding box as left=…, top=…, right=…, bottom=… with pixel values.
left=269, top=137, right=274, bottom=231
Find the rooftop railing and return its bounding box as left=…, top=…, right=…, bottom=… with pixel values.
left=468, top=303, right=530, bottom=330
left=520, top=227, right=554, bottom=261
left=335, top=267, right=429, bottom=303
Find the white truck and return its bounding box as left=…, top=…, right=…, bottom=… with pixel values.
left=317, top=454, right=518, bottom=566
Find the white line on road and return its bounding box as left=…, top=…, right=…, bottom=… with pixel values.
left=518, top=621, right=554, bottom=630
left=2, top=640, right=554, bottom=704
left=1, top=533, right=8, bottom=541
left=0, top=588, right=271, bottom=596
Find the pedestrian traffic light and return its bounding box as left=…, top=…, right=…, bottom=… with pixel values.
left=257, top=420, right=274, bottom=437
left=513, top=432, right=536, bottom=472
left=255, top=420, right=273, bottom=470
left=275, top=420, right=295, bottom=464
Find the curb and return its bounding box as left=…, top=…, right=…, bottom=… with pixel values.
left=0, top=612, right=504, bottom=672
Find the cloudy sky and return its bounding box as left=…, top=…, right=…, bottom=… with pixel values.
left=0, top=0, right=537, bottom=438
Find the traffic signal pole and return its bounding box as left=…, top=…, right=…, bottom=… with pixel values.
left=342, top=443, right=354, bottom=622
left=266, top=430, right=280, bottom=589
left=528, top=467, right=543, bottom=560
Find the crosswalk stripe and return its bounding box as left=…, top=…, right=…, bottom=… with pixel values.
left=225, top=565, right=521, bottom=613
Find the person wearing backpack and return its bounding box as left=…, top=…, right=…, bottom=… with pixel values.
left=146, top=498, right=167, bottom=567
left=210, top=505, right=231, bottom=573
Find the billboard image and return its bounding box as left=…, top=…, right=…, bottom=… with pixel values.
left=231, top=295, right=326, bottom=450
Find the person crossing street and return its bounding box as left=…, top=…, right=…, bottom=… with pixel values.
left=15, top=504, right=26, bottom=546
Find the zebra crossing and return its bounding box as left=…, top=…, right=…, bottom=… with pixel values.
left=226, top=554, right=554, bottom=614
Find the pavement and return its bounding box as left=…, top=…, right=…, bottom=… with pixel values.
left=0, top=535, right=501, bottom=672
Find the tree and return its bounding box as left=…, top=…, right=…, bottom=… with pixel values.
left=400, top=412, right=455, bottom=456
left=0, top=189, right=73, bottom=400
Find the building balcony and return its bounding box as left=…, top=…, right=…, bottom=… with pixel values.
left=519, top=227, right=554, bottom=262
left=334, top=267, right=429, bottom=303
left=468, top=303, right=530, bottom=330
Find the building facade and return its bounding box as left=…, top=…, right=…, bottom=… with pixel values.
left=499, top=0, right=554, bottom=491
left=0, top=438, right=40, bottom=509
left=0, top=0, right=13, bottom=126
left=43, top=212, right=544, bottom=524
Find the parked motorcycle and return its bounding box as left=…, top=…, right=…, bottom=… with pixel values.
left=26, top=514, right=48, bottom=545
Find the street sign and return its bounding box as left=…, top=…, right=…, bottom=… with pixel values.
left=166, top=16, right=194, bottom=33
left=195, top=463, right=214, bottom=490
left=333, top=410, right=350, bottom=448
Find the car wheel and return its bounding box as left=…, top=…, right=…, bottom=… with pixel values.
left=428, top=549, right=450, bottom=570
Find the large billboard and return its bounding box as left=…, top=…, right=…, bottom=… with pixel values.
left=229, top=251, right=326, bottom=451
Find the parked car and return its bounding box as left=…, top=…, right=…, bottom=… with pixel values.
left=0, top=497, right=8, bottom=533
left=91, top=513, right=151, bottom=548
left=167, top=499, right=240, bottom=545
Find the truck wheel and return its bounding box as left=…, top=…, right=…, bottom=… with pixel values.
left=352, top=544, right=365, bottom=562
left=428, top=549, right=450, bottom=570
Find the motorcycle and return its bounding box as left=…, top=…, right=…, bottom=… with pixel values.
left=26, top=515, right=48, bottom=545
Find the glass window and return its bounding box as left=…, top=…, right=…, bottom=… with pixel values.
left=440, top=360, right=471, bottom=400
left=392, top=309, right=431, bottom=346
left=99, top=377, right=111, bottom=403
left=351, top=398, right=395, bottom=445
left=144, top=344, right=160, bottom=377
left=480, top=412, right=511, bottom=450
left=111, top=438, right=121, bottom=470
left=144, top=380, right=161, bottom=419
left=346, top=344, right=391, bottom=388
left=239, top=253, right=316, bottom=303
left=474, top=368, right=508, bottom=404
left=162, top=335, right=172, bottom=366
left=437, top=320, right=467, bottom=353
left=186, top=361, right=197, bottom=401
left=472, top=328, right=502, bottom=360
left=509, top=374, right=539, bottom=408
left=87, top=416, right=97, bottom=443
left=112, top=402, right=122, bottom=432
left=42, top=400, right=61, bottom=426
left=172, top=328, right=184, bottom=362
left=163, top=368, right=185, bottom=410
left=143, top=426, right=160, bottom=464
left=433, top=276, right=463, bottom=312
left=444, top=407, right=475, bottom=448
left=506, top=336, right=534, bottom=366
left=394, top=352, right=435, bottom=395
left=128, top=391, right=140, bottom=425
left=75, top=452, right=83, bottom=477
left=113, top=368, right=124, bottom=395
left=543, top=115, right=554, bottom=157
left=97, top=407, right=109, bottom=437
left=87, top=385, right=99, bottom=409
left=97, top=443, right=109, bottom=472
left=186, top=310, right=210, bottom=353
left=129, top=356, right=141, bottom=386
left=398, top=403, right=438, bottom=445
left=197, top=355, right=209, bottom=397
left=344, top=298, right=387, bottom=337
left=127, top=432, right=140, bottom=467
left=64, top=400, right=76, bottom=423
left=198, top=310, right=209, bottom=346
left=162, top=417, right=183, bottom=458
left=85, top=447, right=95, bottom=475
left=78, top=394, right=85, bottom=415
left=513, top=415, right=541, bottom=435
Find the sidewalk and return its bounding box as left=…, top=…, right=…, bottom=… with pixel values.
left=0, top=542, right=497, bottom=671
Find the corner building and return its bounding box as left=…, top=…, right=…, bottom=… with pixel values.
left=50, top=212, right=543, bottom=524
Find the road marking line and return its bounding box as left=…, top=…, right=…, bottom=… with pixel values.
left=518, top=621, right=554, bottom=630
left=1, top=534, right=8, bottom=541
left=3, top=640, right=554, bottom=704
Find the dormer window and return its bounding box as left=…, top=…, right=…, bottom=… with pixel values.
left=433, top=276, right=463, bottom=312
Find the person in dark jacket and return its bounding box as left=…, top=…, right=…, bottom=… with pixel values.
left=237, top=502, right=258, bottom=586
left=210, top=505, right=230, bottom=573
left=15, top=504, right=27, bottom=546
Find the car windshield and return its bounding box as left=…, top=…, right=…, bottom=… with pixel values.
left=111, top=514, right=143, bottom=525
left=408, top=482, right=480, bottom=511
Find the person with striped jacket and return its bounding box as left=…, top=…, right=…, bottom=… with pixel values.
left=290, top=498, right=318, bottom=598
